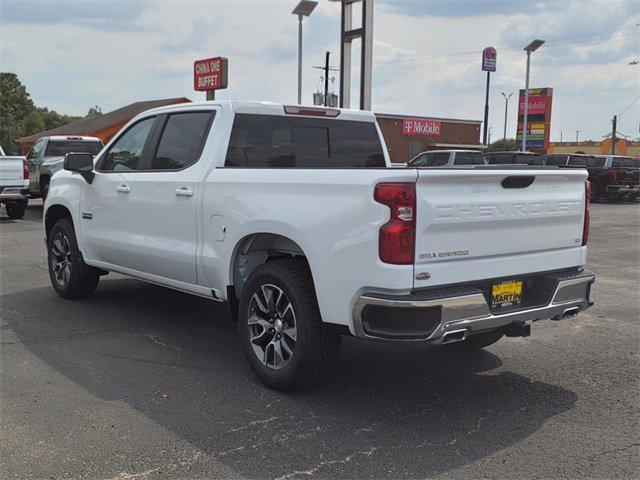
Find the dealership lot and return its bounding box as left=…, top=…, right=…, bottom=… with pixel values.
left=1, top=201, right=638, bottom=479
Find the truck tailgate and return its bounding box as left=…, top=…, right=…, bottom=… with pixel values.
left=0, top=157, right=26, bottom=188
left=414, top=167, right=588, bottom=285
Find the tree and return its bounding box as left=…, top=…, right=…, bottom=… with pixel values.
left=0, top=73, right=36, bottom=154
left=86, top=105, right=102, bottom=117
left=488, top=138, right=517, bottom=152
left=0, top=73, right=82, bottom=154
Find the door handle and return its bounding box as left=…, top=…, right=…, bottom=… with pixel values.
left=175, top=187, right=194, bottom=197
left=116, top=185, right=131, bottom=193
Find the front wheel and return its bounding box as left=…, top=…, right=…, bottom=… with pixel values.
left=5, top=200, right=28, bottom=219
left=47, top=218, right=99, bottom=299
left=238, top=258, right=340, bottom=391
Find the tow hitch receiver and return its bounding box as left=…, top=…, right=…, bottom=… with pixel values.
left=503, top=323, right=531, bottom=338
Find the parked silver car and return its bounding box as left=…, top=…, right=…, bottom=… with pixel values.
left=26, top=136, right=103, bottom=199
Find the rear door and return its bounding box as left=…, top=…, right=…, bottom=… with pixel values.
left=413, top=167, right=587, bottom=286
left=124, top=109, right=216, bottom=285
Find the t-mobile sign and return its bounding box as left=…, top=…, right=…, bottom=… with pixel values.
left=402, top=119, right=442, bottom=136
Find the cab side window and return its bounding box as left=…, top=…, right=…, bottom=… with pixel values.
left=430, top=153, right=450, bottom=166
left=98, top=117, right=155, bottom=172
left=409, top=153, right=428, bottom=166
left=150, top=112, right=214, bottom=170
left=27, top=139, right=45, bottom=160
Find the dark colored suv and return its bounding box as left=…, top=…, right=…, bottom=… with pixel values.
left=483, top=151, right=543, bottom=165
left=543, top=154, right=639, bottom=202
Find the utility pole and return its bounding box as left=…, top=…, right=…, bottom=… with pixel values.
left=560, top=131, right=563, bottom=142
left=501, top=92, right=512, bottom=144
left=488, top=126, right=492, bottom=145
left=611, top=115, right=617, bottom=154
left=323, top=51, right=330, bottom=106
left=313, top=53, right=338, bottom=106
left=575, top=130, right=580, bottom=142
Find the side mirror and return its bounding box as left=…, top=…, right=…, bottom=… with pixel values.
left=64, top=152, right=94, bottom=172
left=64, top=152, right=95, bottom=184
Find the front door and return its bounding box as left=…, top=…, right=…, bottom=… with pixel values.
left=80, top=116, right=157, bottom=269
left=124, top=109, right=216, bottom=285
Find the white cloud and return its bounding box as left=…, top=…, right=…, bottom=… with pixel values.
left=2, top=0, right=638, bottom=140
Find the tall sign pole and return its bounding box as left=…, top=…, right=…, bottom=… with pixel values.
left=481, top=47, right=496, bottom=146
left=334, top=0, right=374, bottom=110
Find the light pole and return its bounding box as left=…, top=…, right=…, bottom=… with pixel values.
left=501, top=92, right=513, bottom=145
left=575, top=130, right=580, bottom=142
left=292, top=1, right=318, bottom=105
left=521, top=39, right=545, bottom=151
left=560, top=130, right=563, bottom=142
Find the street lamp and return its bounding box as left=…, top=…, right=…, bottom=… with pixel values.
left=575, top=130, right=580, bottom=143
left=501, top=92, right=513, bottom=145
left=292, top=0, right=318, bottom=104
left=521, top=38, right=545, bottom=151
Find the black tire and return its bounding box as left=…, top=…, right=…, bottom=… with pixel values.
left=41, top=179, right=50, bottom=202
left=238, top=258, right=340, bottom=391
left=5, top=200, right=28, bottom=219
left=47, top=218, right=99, bottom=299
left=589, top=182, right=600, bottom=203
left=449, top=329, right=504, bottom=350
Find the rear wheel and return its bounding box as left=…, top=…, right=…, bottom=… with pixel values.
left=238, top=258, right=340, bottom=391
left=41, top=178, right=50, bottom=202
left=448, top=329, right=504, bottom=350
left=5, top=200, right=28, bottom=219
left=47, top=218, right=99, bottom=299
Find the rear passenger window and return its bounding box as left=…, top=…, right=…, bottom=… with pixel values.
left=225, top=114, right=385, bottom=168
left=454, top=152, right=483, bottom=165
left=151, top=112, right=214, bottom=170
left=568, top=156, right=587, bottom=166
left=545, top=155, right=567, bottom=166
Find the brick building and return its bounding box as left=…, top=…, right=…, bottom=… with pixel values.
left=375, top=113, right=483, bottom=164
left=15, top=97, right=191, bottom=155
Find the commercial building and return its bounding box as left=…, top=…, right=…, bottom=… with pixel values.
left=15, top=97, right=190, bottom=155
left=375, top=113, right=483, bottom=163
left=548, top=138, right=639, bottom=157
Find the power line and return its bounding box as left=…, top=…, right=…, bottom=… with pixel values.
left=618, top=94, right=640, bottom=117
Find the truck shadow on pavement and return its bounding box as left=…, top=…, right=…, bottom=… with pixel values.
left=3, top=278, right=577, bottom=479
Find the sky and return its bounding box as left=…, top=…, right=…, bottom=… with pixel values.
left=1, top=0, right=638, bottom=142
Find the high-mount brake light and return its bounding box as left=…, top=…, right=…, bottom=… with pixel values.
left=582, top=180, right=591, bottom=246
left=374, top=183, right=416, bottom=265
left=283, top=105, right=340, bottom=117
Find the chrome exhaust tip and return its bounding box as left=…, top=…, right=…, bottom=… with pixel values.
left=562, top=307, right=580, bottom=318
left=440, top=329, right=468, bottom=344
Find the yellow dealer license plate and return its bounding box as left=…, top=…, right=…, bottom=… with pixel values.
left=491, top=280, right=523, bottom=307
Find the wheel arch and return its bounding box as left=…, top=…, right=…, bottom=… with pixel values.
left=45, top=204, right=73, bottom=239
left=229, top=232, right=309, bottom=302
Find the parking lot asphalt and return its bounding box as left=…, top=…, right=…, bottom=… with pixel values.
left=1, top=199, right=638, bottom=480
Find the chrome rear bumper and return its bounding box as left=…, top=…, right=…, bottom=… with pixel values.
left=353, top=269, right=595, bottom=343
left=0, top=188, right=28, bottom=202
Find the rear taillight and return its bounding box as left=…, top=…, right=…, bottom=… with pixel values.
left=23, top=159, right=29, bottom=180
left=609, top=168, right=618, bottom=182
left=374, top=183, right=416, bottom=264
left=582, top=181, right=590, bottom=246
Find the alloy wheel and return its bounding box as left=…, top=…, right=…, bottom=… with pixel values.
left=247, top=284, right=297, bottom=370
left=51, top=232, right=72, bottom=286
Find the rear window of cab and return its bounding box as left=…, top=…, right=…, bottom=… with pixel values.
left=224, top=114, right=385, bottom=168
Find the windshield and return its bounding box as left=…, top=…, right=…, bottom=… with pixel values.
left=45, top=140, right=103, bottom=157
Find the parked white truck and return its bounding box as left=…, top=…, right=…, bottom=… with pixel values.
left=44, top=101, right=595, bottom=390
left=0, top=151, right=29, bottom=219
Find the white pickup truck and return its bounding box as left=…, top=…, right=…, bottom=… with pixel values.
left=44, top=101, right=595, bottom=390
left=0, top=149, right=29, bottom=219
